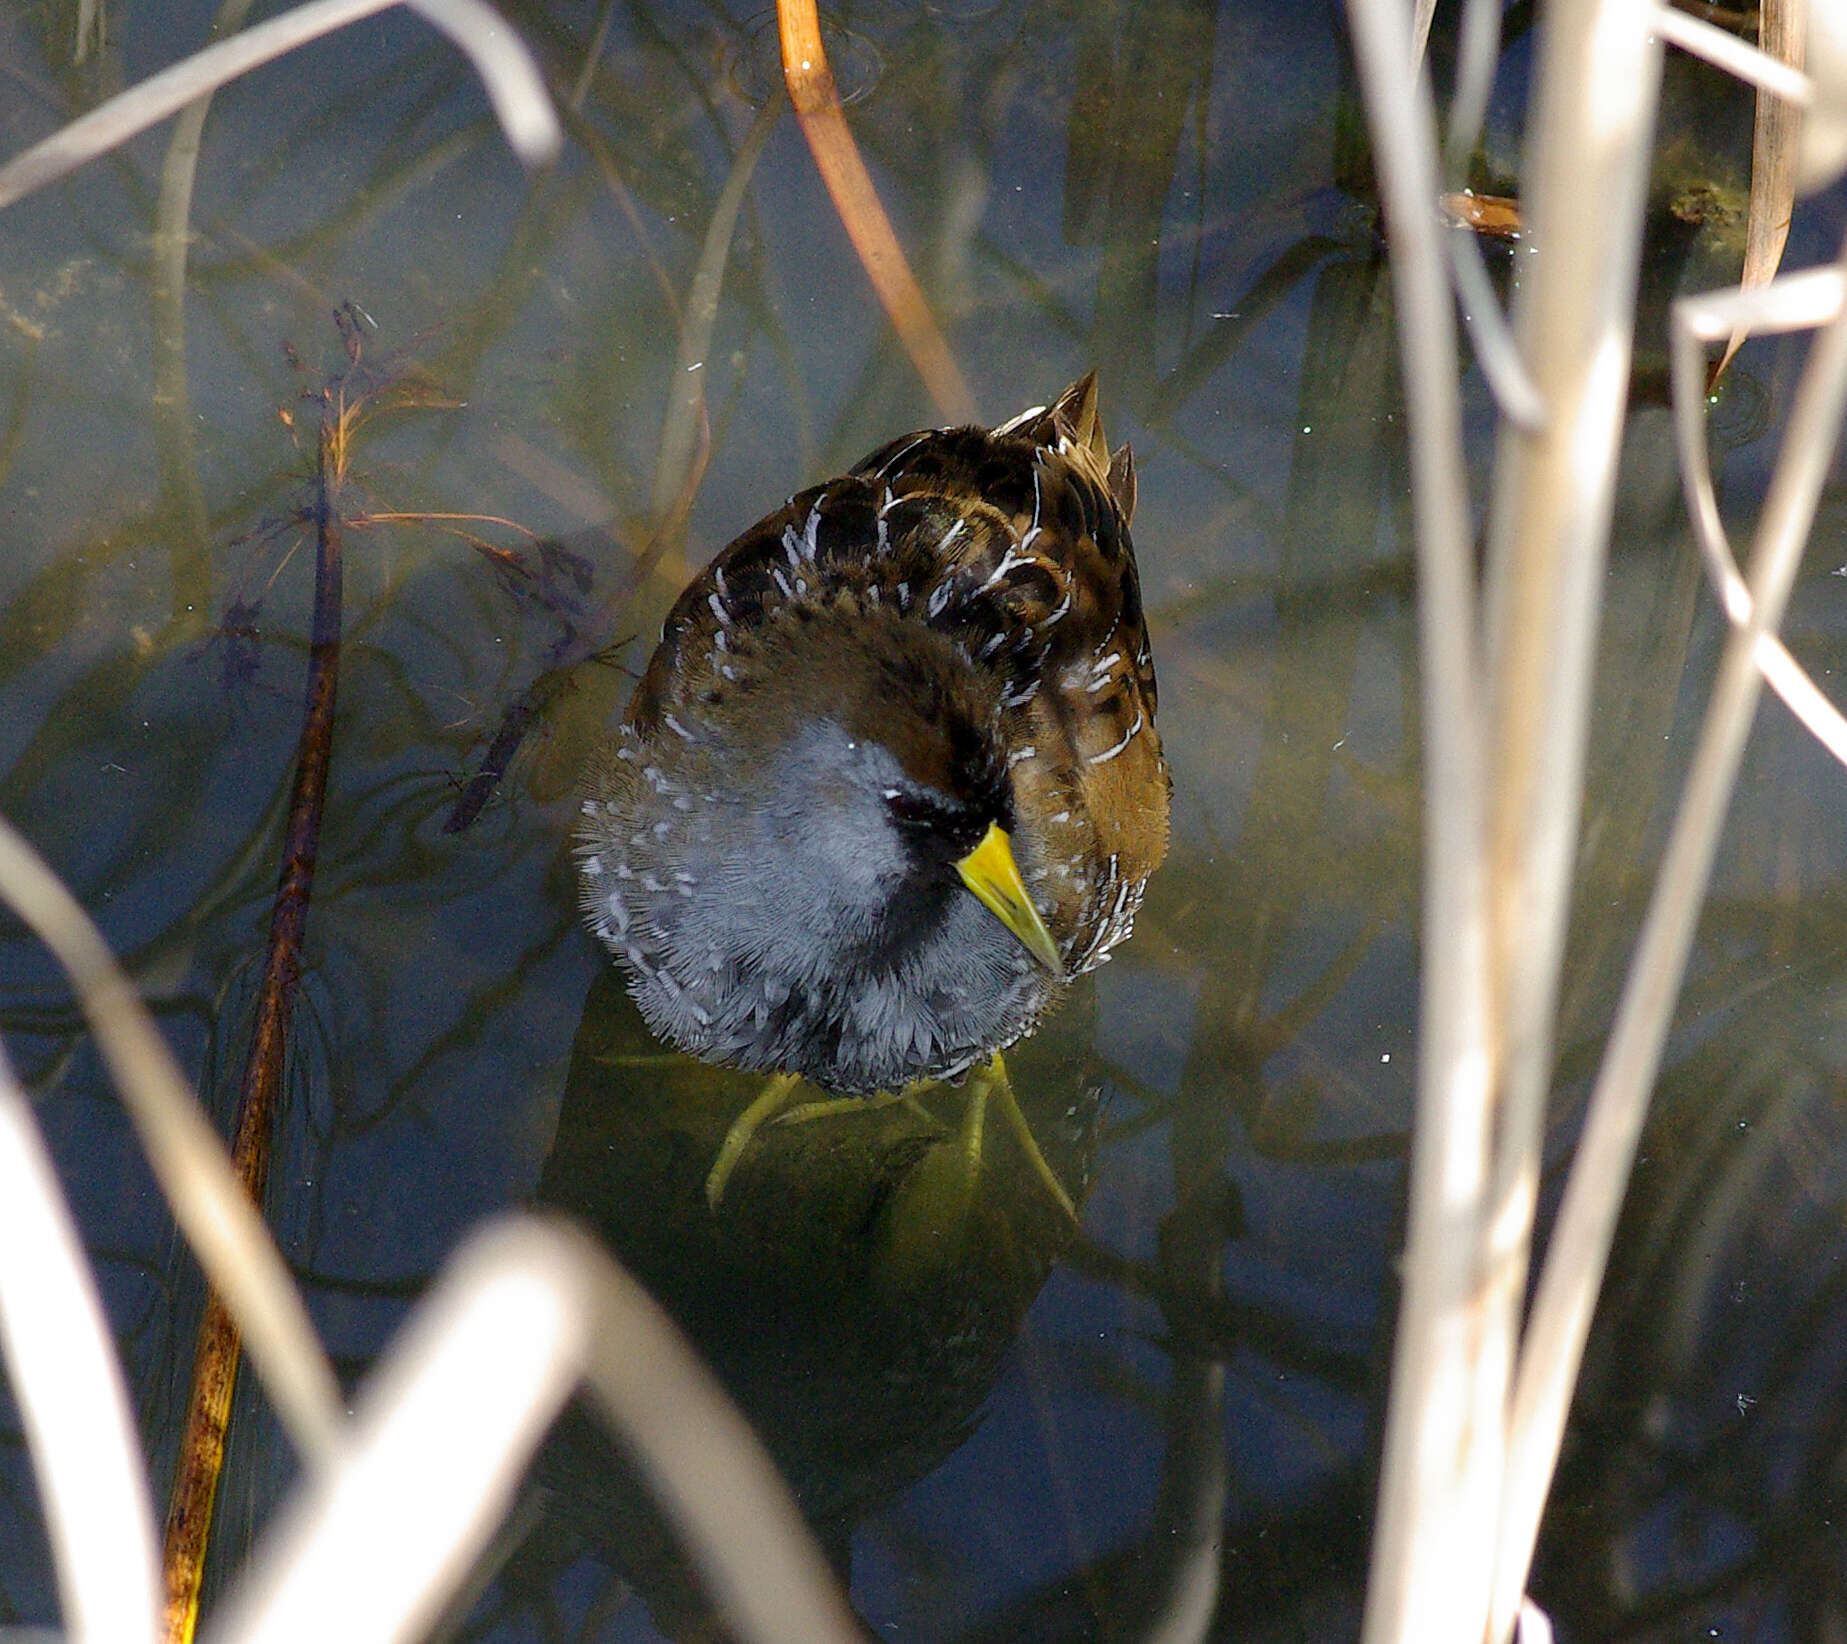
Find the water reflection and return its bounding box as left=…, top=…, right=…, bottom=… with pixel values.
left=504, top=965, right=1096, bottom=1637
left=725, top=11, right=881, bottom=109
left=1538, top=948, right=1847, bottom=1643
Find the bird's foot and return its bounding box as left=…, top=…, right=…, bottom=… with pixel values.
left=973, top=1053, right=1079, bottom=1227
left=703, top=1059, right=1078, bottom=1228
left=704, top=1071, right=804, bottom=1209
left=766, top=1088, right=939, bottom=1129
left=883, top=1054, right=1078, bottom=1258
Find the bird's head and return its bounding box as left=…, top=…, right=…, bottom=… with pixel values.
left=577, top=599, right=1063, bottom=1090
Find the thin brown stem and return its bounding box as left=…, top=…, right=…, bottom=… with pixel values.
left=160, top=402, right=345, bottom=1644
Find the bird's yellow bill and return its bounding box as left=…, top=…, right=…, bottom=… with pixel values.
left=955, top=823, right=1065, bottom=978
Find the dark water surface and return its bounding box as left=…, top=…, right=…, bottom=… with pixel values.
left=4, top=0, right=1847, bottom=1638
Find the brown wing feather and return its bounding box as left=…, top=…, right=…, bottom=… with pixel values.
left=631, top=378, right=1167, bottom=972
left=859, top=385, right=1168, bottom=966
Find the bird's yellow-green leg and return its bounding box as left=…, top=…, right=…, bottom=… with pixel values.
left=770, top=1089, right=903, bottom=1125
left=977, top=1053, right=1079, bottom=1226
left=705, top=1071, right=803, bottom=1209
left=870, top=1075, right=991, bottom=1287
left=768, top=1088, right=942, bottom=1130
left=889, top=1070, right=989, bottom=1240
left=889, top=1055, right=1075, bottom=1240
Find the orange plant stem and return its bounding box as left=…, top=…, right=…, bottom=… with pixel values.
left=777, top=0, right=977, bottom=423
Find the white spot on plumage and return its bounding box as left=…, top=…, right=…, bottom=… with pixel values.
left=979, top=543, right=1033, bottom=593
left=874, top=433, right=931, bottom=476
left=1087, top=710, right=1143, bottom=766
left=992, top=402, right=1047, bottom=436
left=664, top=714, right=696, bottom=742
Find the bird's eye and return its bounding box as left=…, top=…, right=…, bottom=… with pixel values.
left=882, top=788, right=943, bottom=830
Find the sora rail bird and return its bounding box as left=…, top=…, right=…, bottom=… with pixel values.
left=576, top=374, right=1168, bottom=1209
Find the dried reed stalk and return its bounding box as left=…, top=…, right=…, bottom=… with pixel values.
left=0, top=0, right=557, bottom=213
left=1340, top=3, right=1496, bottom=1641
left=1348, top=0, right=1670, bottom=1640
left=776, top=0, right=976, bottom=423
left=1472, top=9, right=1667, bottom=1634
left=0, top=834, right=342, bottom=1462
left=1491, top=221, right=1847, bottom=1638
left=1714, top=0, right=1808, bottom=383
left=0, top=1041, right=163, bottom=1644
left=203, top=1218, right=868, bottom=1644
